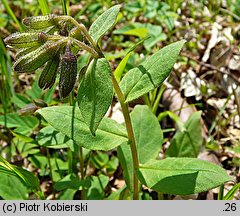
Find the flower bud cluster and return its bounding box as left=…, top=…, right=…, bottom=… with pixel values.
left=4, top=14, right=91, bottom=98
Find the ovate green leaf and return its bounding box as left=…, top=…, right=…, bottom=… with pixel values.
left=36, top=125, right=74, bottom=150
left=78, top=58, right=113, bottom=135
left=114, top=36, right=149, bottom=82
left=0, top=113, right=39, bottom=130
left=120, top=40, right=185, bottom=102
left=166, top=111, right=202, bottom=158
left=86, top=175, right=109, bottom=200
left=118, top=105, right=163, bottom=192
left=89, top=5, right=121, bottom=43
left=117, top=143, right=133, bottom=192
left=0, top=155, right=41, bottom=195
left=37, top=106, right=128, bottom=151
left=0, top=173, right=28, bottom=200
left=54, top=173, right=90, bottom=191
left=137, top=158, right=232, bottom=195
left=131, top=105, right=163, bottom=164
left=106, top=185, right=127, bottom=200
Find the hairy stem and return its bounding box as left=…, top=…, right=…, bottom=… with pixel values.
left=58, top=16, right=102, bottom=56
left=71, top=37, right=99, bottom=58
left=112, top=74, right=139, bottom=200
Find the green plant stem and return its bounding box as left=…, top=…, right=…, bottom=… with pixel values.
left=152, top=86, right=165, bottom=115
left=46, top=148, right=53, bottom=181
left=71, top=38, right=99, bottom=58
left=58, top=16, right=101, bottom=55
left=143, top=94, right=151, bottom=107
left=47, top=147, right=56, bottom=199
left=79, top=147, right=84, bottom=180
left=69, top=93, right=86, bottom=199
left=112, top=74, right=139, bottom=200
left=158, top=192, right=164, bottom=200
left=68, top=92, right=74, bottom=174
left=218, top=184, right=224, bottom=200
left=79, top=147, right=85, bottom=200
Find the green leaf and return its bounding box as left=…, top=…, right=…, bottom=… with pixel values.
left=120, top=40, right=186, bottom=102
left=113, top=22, right=167, bottom=50
left=78, top=58, right=113, bottom=135
left=54, top=173, right=90, bottom=191
left=132, top=105, right=163, bottom=164
left=113, top=22, right=167, bottom=49
left=57, top=189, right=76, bottom=200
left=0, top=113, right=39, bottom=130
left=0, top=173, right=28, bottom=199
left=14, top=166, right=41, bottom=192
left=114, top=36, right=149, bottom=82
left=15, top=141, right=40, bottom=158
left=86, top=175, right=109, bottom=200
left=11, top=94, right=31, bottom=108
left=158, top=111, right=185, bottom=131
left=106, top=185, right=127, bottom=200
left=114, top=25, right=148, bottom=38
left=36, top=125, right=74, bottom=150
left=137, top=158, right=232, bottom=195
left=29, top=155, right=68, bottom=182
left=26, top=79, right=43, bottom=100
left=117, top=143, right=134, bottom=192
left=11, top=130, right=34, bottom=143
left=89, top=5, right=121, bottom=43
left=143, top=23, right=167, bottom=50
left=90, top=152, right=109, bottom=169
left=118, top=105, right=163, bottom=192
left=166, top=111, right=203, bottom=158
left=105, top=156, right=119, bottom=174
left=114, top=52, right=131, bottom=82
left=0, top=155, right=41, bottom=194
left=223, top=182, right=240, bottom=200
left=37, top=106, right=128, bottom=151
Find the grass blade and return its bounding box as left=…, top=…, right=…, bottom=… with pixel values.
left=38, top=0, right=50, bottom=15
left=61, top=0, right=70, bottom=15
left=1, top=0, right=23, bottom=31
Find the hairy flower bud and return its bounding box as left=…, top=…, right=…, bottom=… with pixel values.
left=33, top=99, right=48, bottom=107
left=15, top=46, right=39, bottom=60
left=59, top=43, right=77, bottom=98
left=13, top=39, right=67, bottom=73
left=38, top=54, right=60, bottom=89
left=4, top=32, right=48, bottom=48
left=22, top=14, right=57, bottom=30
left=18, top=104, right=38, bottom=116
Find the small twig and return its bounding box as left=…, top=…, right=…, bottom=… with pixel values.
left=220, top=8, right=240, bottom=21
left=182, top=52, right=240, bottom=85
left=232, top=86, right=240, bottom=125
